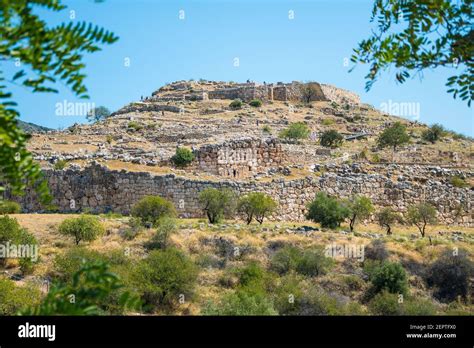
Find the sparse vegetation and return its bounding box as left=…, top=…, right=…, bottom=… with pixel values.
left=279, top=122, right=310, bottom=141
left=450, top=176, right=469, bottom=188
left=54, top=160, right=68, bottom=170
left=422, top=124, right=446, bottom=144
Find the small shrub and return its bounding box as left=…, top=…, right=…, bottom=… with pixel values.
left=120, top=217, right=142, bottom=240
left=270, top=245, right=333, bottom=277
left=279, top=122, right=310, bottom=141
left=58, top=215, right=105, bottom=245
left=0, top=200, right=21, bottom=214
left=229, top=99, right=243, bottom=109
left=105, top=134, right=113, bottom=144
left=320, top=130, right=344, bottom=148
left=145, top=217, right=177, bottom=250
left=322, top=118, right=335, bottom=126
left=296, top=248, right=335, bottom=277
left=425, top=248, right=473, bottom=303
left=171, top=147, right=195, bottom=167
left=53, top=247, right=106, bottom=282
left=370, top=261, right=408, bottom=295
left=127, top=121, right=143, bottom=131
left=262, top=125, right=271, bottom=133
left=203, top=288, right=277, bottom=315
left=54, top=160, right=68, bottom=170
left=198, top=188, right=237, bottom=224
left=422, top=124, right=445, bottom=143
left=133, top=248, right=198, bottom=311
left=0, top=216, right=38, bottom=272
left=0, top=277, right=41, bottom=315
left=368, top=291, right=403, bottom=315
left=450, top=175, right=469, bottom=188
left=249, top=99, right=262, bottom=107
left=305, top=192, right=350, bottom=228
left=131, top=195, right=176, bottom=227
left=365, top=239, right=390, bottom=261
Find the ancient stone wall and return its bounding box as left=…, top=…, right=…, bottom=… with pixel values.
left=14, top=163, right=473, bottom=226
left=320, top=84, right=360, bottom=105
left=193, top=138, right=284, bottom=178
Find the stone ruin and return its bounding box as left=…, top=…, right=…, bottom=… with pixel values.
left=193, top=138, right=284, bottom=178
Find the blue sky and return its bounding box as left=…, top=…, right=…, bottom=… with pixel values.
left=6, top=0, right=473, bottom=135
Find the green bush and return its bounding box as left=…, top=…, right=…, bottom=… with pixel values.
left=262, top=125, right=271, bottom=133
left=24, top=261, right=139, bottom=315
left=370, top=261, right=408, bottom=295
left=203, top=288, right=277, bottom=315
left=58, top=215, right=105, bottom=245
left=133, top=248, right=198, bottom=311
left=0, top=215, right=38, bottom=273
left=270, top=245, right=334, bottom=277
left=229, top=99, right=243, bottom=109
left=131, top=195, right=176, bottom=227
left=0, top=200, right=21, bottom=214
left=425, top=248, right=473, bottom=303
left=422, top=124, right=445, bottom=143
left=0, top=277, right=41, bottom=315
left=198, top=188, right=237, bottom=224
left=53, top=159, right=68, bottom=170
left=369, top=291, right=437, bottom=315
left=322, top=118, right=335, bottom=126
left=145, top=217, right=177, bottom=250
left=273, top=273, right=305, bottom=315
left=249, top=99, right=262, bottom=107
left=450, top=175, right=469, bottom=188
left=305, top=192, right=350, bottom=228
left=127, top=121, right=143, bottom=131
left=368, top=291, right=403, bottom=315
left=121, top=217, right=143, bottom=240
left=296, top=248, right=335, bottom=277
left=278, top=122, right=310, bottom=141
left=320, top=130, right=344, bottom=148
left=237, top=192, right=277, bottom=225
left=53, top=247, right=106, bottom=282
left=171, top=147, right=195, bottom=167
left=270, top=245, right=301, bottom=275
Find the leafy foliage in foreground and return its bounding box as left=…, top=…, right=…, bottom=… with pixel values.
left=351, top=0, right=473, bottom=106
left=0, top=0, right=118, bottom=203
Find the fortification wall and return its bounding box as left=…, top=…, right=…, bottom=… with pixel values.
left=13, top=164, right=473, bottom=226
